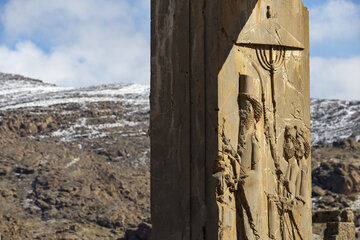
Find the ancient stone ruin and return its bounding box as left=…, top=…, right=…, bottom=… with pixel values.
left=313, top=210, right=356, bottom=240
left=151, top=0, right=311, bottom=239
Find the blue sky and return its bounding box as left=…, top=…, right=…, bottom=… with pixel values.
left=303, top=0, right=360, bottom=100
left=0, top=0, right=358, bottom=100
left=303, top=0, right=360, bottom=57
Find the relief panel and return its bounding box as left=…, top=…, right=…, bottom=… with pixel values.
left=214, top=2, right=311, bottom=239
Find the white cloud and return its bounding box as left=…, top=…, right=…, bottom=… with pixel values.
left=309, top=0, right=360, bottom=43
left=310, top=56, right=360, bottom=100
left=0, top=0, right=150, bottom=86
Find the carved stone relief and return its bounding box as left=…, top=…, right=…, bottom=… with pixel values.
left=151, top=0, right=309, bottom=239
left=215, top=3, right=311, bottom=240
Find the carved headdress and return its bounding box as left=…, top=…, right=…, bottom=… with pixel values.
left=239, top=75, right=263, bottom=122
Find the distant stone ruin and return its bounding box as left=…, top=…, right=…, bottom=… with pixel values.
left=314, top=210, right=356, bottom=240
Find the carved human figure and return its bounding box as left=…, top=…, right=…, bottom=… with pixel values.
left=236, top=75, right=263, bottom=240
left=279, top=125, right=310, bottom=239
left=283, top=126, right=310, bottom=202
left=213, top=126, right=241, bottom=240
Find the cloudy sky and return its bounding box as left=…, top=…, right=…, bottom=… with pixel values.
left=0, top=0, right=358, bottom=100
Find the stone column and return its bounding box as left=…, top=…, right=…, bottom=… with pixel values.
left=151, top=1, right=311, bottom=239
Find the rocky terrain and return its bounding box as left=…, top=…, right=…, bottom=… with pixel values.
left=0, top=73, right=150, bottom=239
left=311, top=139, right=360, bottom=239
left=311, top=98, right=360, bottom=146
left=310, top=99, right=360, bottom=239
left=0, top=72, right=359, bottom=239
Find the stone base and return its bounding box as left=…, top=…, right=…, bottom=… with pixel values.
left=324, top=222, right=355, bottom=240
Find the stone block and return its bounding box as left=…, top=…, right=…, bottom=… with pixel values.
left=324, top=222, right=355, bottom=240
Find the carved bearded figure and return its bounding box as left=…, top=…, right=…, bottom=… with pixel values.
left=236, top=75, right=263, bottom=240
left=280, top=125, right=310, bottom=239
left=283, top=126, right=310, bottom=202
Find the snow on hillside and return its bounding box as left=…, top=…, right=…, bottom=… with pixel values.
left=0, top=73, right=149, bottom=138
left=0, top=73, right=359, bottom=147
left=311, top=99, right=360, bottom=146
left=0, top=75, right=149, bottom=111
left=0, top=73, right=150, bottom=167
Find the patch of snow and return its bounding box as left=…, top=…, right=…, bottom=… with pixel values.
left=133, top=149, right=150, bottom=168
left=95, top=121, right=139, bottom=129
left=23, top=199, right=33, bottom=209
left=311, top=99, right=360, bottom=145
left=50, top=115, right=144, bottom=142
left=0, top=78, right=149, bottom=111
left=0, top=97, right=144, bottom=110
left=312, top=233, right=322, bottom=240
left=66, top=158, right=80, bottom=168
left=38, top=158, right=47, bottom=167
left=83, top=84, right=149, bottom=96
left=351, top=194, right=360, bottom=211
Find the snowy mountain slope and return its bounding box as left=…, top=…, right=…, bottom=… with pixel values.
left=0, top=73, right=358, bottom=148
left=311, top=98, right=360, bottom=146
left=0, top=73, right=148, bottom=111
left=0, top=73, right=150, bottom=168
left=0, top=73, right=152, bottom=239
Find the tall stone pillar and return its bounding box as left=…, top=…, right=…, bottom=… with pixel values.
left=151, top=1, right=311, bottom=239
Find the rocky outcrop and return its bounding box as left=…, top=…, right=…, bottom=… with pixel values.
left=312, top=162, right=360, bottom=194
left=312, top=140, right=360, bottom=239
